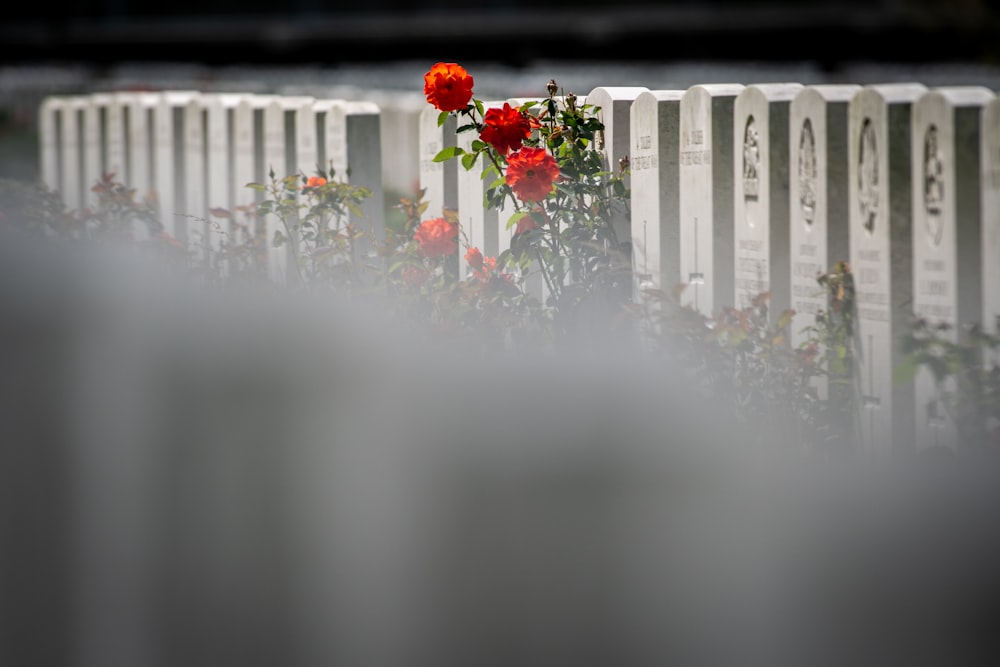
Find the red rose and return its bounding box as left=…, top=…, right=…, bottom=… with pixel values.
left=513, top=216, right=539, bottom=236
left=465, top=246, right=484, bottom=269
left=506, top=147, right=559, bottom=202
left=414, top=217, right=459, bottom=257
left=306, top=176, right=327, bottom=188
left=473, top=255, right=499, bottom=284
left=479, top=103, right=532, bottom=154
left=423, top=62, right=475, bottom=112
left=401, top=265, right=429, bottom=287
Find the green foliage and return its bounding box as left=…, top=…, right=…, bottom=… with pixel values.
left=899, top=317, right=1000, bottom=449
left=436, top=82, right=633, bottom=346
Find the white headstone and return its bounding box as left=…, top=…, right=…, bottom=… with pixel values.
left=457, top=101, right=504, bottom=281
left=258, top=95, right=290, bottom=283
left=369, top=90, right=423, bottom=198
left=984, top=96, right=1000, bottom=348
left=418, top=105, right=458, bottom=223
left=181, top=95, right=207, bottom=255
left=203, top=93, right=250, bottom=264
left=910, top=86, right=995, bottom=449
left=153, top=91, right=200, bottom=241
left=216, top=95, right=256, bottom=264
left=733, top=83, right=803, bottom=320
left=848, top=82, right=927, bottom=459
left=110, top=92, right=158, bottom=241
left=285, top=96, right=319, bottom=182
left=275, top=96, right=319, bottom=281
left=629, top=90, right=684, bottom=302
left=105, top=94, right=127, bottom=187
left=585, top=86, right=650, bottom=252
left=789, top=84, right=861, bottom=349
left=59, top=96, right=88, bottom=213
left=679, top=84, right=744, bottom=316
left=83, top=94, right=112, bottom=210
left=231, top=96, right=257, bottom=217
left=315, top=99, right=385, bottom=256
left=37, top=96, right=61, bottom=198
left=122, top=93, right=159, bottom=216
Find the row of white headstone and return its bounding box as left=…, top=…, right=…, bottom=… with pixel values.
left=37, top=83, right=1000, bottom=457
left=38, top=91, right=385, bottom=282
left=418, top=83, right=1000, bottom=458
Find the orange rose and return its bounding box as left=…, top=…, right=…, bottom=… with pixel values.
left=423, top=62, right=475, bottom=112
left=306, top=176, right=327, bottom=188
left=479, top=103, right=532, bottom=154
left=506, top=147, right=559, bottom=202
left=414, top=217, right=459, bottom=257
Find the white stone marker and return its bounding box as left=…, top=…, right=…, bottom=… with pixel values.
left=849, top=82, right=927, bottom=460
left=121, top=93, right=159, bottom=201
left=679, top=84, right=744, bottom=316
left=181, top=94, right=207, bottom=256
left=59, top=96, right=88, bottom=213
left=284, top=96, right=319, bottom=183
left=114, top=92, right=159, bottom=241
left=789, top=84, right=861, bottom=348
left=585, top=86, right=650, bottom=252
left=37, top=96, right=61, bottom=199
left=275, top=96, right=319, bottom=282
left=83, top=93, right=112, bottom=210
left=231, top=95, right=258, bottom=218
left=257, top=95, right=291, bottom=283
left=368, top=89, right=423, bottom=198
left=910, top=86, right=995, bottom=449
left=315, top=99, right=386, bottom=264
left=629, top=90, right=684, bottom=302
left=733, top=83, right=803, bottom=321
left=983, top=96, right=1000, bottom=352
left=418, top=104, right=458, bottom=223
left=122, top=93, right=159, bottom=215
left=153, top=91, right=200, bottom=241
left=105, top=94, right=127, bottom=187
left=456, top=101, right=504, bottom=281
left=203, top=93, right=251, bottom=263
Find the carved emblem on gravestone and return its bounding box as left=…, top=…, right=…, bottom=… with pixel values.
left=798, top=119, right=817, bottom=226
left=923, top=125, right=944, bottom=246
left=743, top=116, right=759, bottom=199
left=857, top=118, right=879, bottom=234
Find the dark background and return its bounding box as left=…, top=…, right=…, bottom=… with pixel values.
left=3, top=1, right=999, bottom=69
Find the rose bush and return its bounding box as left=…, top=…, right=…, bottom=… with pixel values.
left=423, top=61, right=635, bottom=346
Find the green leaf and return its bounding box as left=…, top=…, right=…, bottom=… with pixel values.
left=436, top=110, right=450, bottom=127
left=461, top=151, right=480, bottom=171
left=272, top=230, right=286, bottom=248
left=893, top=356, right=920, bottom=385
left=506, top=211, right=529, bottom=230
left=433, top=146, right=465, bottom=162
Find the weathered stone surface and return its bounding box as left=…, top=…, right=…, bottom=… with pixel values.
left=733, top=83, right=803, bottom=321
left=849, top=83, right=927, bottom=459
left=679, top=84, right=744, bottom=316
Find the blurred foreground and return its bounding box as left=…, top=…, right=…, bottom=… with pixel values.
left=2, top=229, right=1000, bottom=666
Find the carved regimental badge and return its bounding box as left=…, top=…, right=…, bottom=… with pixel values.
left=923, top=125, right=944, bottom=246
left=743, top=116, right=759, bottom=199
left=857, top=118, right=879, bottom=234
left=798, top=119, right=817, bottom=226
